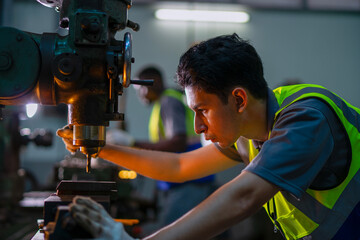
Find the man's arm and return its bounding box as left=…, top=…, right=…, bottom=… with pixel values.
left=143, top=171, right=279, bottom=239
left=69, top=171, right=279, bottom=240
left=57, top=126, right=238, bottom=182
left=99, top=143, right=238, bottom=183
left=133, top=134, right=188, bottom=152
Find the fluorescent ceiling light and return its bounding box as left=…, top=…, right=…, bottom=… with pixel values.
left=155, top=9, right=250, bottom=23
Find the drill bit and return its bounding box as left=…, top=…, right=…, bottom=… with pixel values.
left=86, top=154, right=91, bottom=173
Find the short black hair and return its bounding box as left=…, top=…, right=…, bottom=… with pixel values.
left=138, top=66, right=163, bottom=80
left=176, top=33, right=268, bottom=103
left=137, top=65, right=165, bottom=93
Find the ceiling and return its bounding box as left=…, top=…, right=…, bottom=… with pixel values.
left=132, top=0, right=360, bottom=12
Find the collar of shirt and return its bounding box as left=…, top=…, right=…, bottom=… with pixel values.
left=252, top=88, right=279, bottom=150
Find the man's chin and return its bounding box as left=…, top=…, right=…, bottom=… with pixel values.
left=216, top=141, right=233, bottom=149
left=140, top=99, right=151, bottom=106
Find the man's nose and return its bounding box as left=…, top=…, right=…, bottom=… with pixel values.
left=194, top=115, right=207, bottom=134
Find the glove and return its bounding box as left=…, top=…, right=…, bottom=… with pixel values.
left=56, top=125, right=79, bottom=154
left=69, top=196, right=136, bottom=240
left=106, top=129, right=135, bottom=146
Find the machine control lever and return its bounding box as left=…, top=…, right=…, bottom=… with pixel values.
left=130, top=79, right=154, bottom=86
left=127, top=20, right=140, bottom=32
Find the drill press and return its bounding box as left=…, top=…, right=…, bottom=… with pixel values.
left=0, top=0, right=152, bottom=172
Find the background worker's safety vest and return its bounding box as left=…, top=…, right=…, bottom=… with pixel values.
left=148, top=88, right=199, bottom=150
left=149, top=88, right=213, bottom=189
left=247, top=84, right=360, bottom=239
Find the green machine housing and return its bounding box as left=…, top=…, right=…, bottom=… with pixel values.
left=0, top=0, right=152, bottom=171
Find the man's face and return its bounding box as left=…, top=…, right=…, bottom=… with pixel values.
left=185, top=86, right=242, bottom=148
left=135, top=85, right=153, bottom=105
left=135, top=74, right=162, bottom=105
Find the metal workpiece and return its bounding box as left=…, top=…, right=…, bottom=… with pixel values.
left=0, top=0, right=153, bottom=170
left=56, top=180, right=117, bottom=196
left=36, top=180, right=117, bottom=239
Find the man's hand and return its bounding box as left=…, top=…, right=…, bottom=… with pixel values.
left=69, top=196, right=135, bottom=240
left=56, top=125, right=79, bottom=153
left=106, top=129, right=135, bottom=147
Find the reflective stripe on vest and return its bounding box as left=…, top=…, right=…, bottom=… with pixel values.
left=245, top=84, right=360, bottom=239
left=148, top=89, right=197, bottom=143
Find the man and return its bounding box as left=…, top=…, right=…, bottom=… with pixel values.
left=59, top=33, right=360, bottom=240
left=107, top=66, right=215, bottom=230
left=128, top=66, right=202, bottom=152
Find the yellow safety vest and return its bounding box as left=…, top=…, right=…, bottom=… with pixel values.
left=244, top=84, right=360, bottom=239
left=148, top=89, right=196, bottom=143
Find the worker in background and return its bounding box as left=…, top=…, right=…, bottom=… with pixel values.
left=106, top=66, right=215, bottom=234
left=59, top=33, right=360, bottom=240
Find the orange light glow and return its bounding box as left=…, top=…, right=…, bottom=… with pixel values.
left=118, top=170, right=137, bottom=179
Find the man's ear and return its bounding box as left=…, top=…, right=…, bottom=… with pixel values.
left=232, top=88, right=247, bottom=112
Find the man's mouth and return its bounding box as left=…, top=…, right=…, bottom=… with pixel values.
left=206, top=136, right=216, bottom=142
